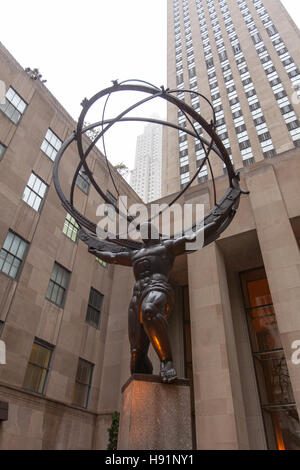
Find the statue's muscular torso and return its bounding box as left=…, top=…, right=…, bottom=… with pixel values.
left=131, top=242, right=174, bottom=282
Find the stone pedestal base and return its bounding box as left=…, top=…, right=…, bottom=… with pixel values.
left=117, top=374, right=192, bottom=450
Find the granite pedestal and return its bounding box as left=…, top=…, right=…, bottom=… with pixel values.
left=117, top=374, right=192, bottom=450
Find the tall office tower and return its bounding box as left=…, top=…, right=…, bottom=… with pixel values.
left=130, top=122, right=162, bottom=202
left=163, top=0, right=300, bottom=196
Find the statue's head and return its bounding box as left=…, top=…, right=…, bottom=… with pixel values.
left=139, top=222, right=160, bottom=246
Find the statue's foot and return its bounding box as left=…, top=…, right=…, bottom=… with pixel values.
left=160, top=360, right=177, bottom=383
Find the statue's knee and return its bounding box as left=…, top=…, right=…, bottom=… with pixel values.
left=142, top=303, right=156, bottom=323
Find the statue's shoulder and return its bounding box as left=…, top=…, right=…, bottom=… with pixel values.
left=162, top=239, right=175, bottom=250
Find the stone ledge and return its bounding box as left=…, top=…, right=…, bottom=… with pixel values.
left=121, top=374, right=190, bottom=393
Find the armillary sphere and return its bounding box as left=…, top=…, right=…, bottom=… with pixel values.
left=53, top=79, right=249, bottom=255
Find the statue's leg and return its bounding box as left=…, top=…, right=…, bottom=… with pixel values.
left=141, top=291, right=177, bottom=383
left=128, top=296, right=153, bottom=374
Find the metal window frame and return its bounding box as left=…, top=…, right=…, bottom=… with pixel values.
left=63, top=213, right=79, bottom=242
left=0, top=230, right=29, bottom=280
left=22, top=172, right=48, bottom=212
left=73, top=358, right=94, bottom=409
left=41, top=128, right=62, bottom=161
left=86, top=287, right=104, bottom=329
left=46, top=262, right=70, bottom=308
left=0, top=86, right=27, bottom=124
left=23, top=337, right=54, bottom=395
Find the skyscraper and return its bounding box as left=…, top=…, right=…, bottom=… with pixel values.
left=163, top=0, right=300, bottom=195
left=159, top=0, right=300, bottom=450
left=130, top=122, right=162, bottom=202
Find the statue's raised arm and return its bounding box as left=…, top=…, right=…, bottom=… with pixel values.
left=78, top=228, right=133, bottom=267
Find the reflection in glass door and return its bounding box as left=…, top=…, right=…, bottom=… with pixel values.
left=241, top=268, right=300, bottom=450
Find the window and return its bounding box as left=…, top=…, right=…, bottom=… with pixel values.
left=105, top=191, right=117, bottom=221
left=240, top=268, right=300, bottom=450
left=46, top=262, right=70, bottom=307
left=259, top=132, right=271, bottom=142
left=264, top=149, right=276, bottom=159
left=0, top=320, right=4, bottom=335
left=23, top=338, right=54, bottom=395
left=73, top=358, right=94, bottom=408
left=63, top=213, right=79, bottom=242
left=0, top=231, right=28, bottom=279
left=0, top=87, right=27, bottom=124
left=86, top=287, right=104, bottom=329
left=266, top=25, right=277, bottom=37
left=96, top=257, right=107, bottom=268
left=76, top=167, right=91, bottom=194
left=41, top=129, right=62, bottom=161
left=252, top=32, right=262, bottom=44
left=0, top=142, right=7, bottom=161
left=242, top=157, right=254, bottom=167
left=22, top=173, right=47, bottom=212
left=239, top=140, right=251, bottom=150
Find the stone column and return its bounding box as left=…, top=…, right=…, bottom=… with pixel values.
left=117, top=374, right=192, bottom=450
left=246, top=164, right=300, bottom=413
left=187, top=243, right=249, bottom=449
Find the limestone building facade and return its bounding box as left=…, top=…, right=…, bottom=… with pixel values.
left=0, top=0, right=300, bottom=451
left=0, top=42, right=141, bottom=449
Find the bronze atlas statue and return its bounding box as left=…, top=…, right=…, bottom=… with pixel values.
left=53, top=80, right=248, bottom=383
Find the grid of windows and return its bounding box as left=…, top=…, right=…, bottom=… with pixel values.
left=0, top=142, right=7, bottom=161
left=196, top=0, right=234, bottom=166
left=46, top=262, right=70, bottom=307
left=0, top=231, right=28, bottom=279
left=0, top=87, right=27, bottom=124
left=41, top=128, right=62, bottom=161
left=23, top=339, right=54, bottom=395
left=219, top=0, right=275, bottom=160
left=86, top=288, right=104, bottom=329
left=22, top=173, right=47, bottom=212
left=238, top=0, right=300, bottom=147
left=63, top=213, right=79, bottom=242
left=73, top=358, right=94, bottom=408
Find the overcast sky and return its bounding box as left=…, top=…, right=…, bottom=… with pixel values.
left=0, top=0, right=299, bottom=171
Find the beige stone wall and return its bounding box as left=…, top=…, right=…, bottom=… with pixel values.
left=0, top=42, right=141, bottom=449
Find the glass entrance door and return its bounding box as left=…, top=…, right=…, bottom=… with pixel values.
left=241, top=268, right=300, bottom=450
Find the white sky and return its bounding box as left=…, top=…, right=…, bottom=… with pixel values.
left=0, top=0, right=299, bottom=171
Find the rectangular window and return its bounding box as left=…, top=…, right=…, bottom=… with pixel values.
left=73, top=358, right=94, bottom=408
left=0, top=87, right=27, bottom=124
left=0, top=142, right=7, bottom=161
left=23, top=338, right=54, bottom=395
left=22, top=173, right=47, bottom=212
left=240, top=268, right=300, bottom=450
left=46, top=262, right=70, bottom=307
left=86, top=287, right=104, bottom=329
left=0, top=320, right=4, bottom=334
left=0, top=231, right=28, bottom=279
left=41, top=129, right=62, bottom=161
left=63, top=213, right=79, bottom=242
left=105, top=191, right=117, bottom=221
left=96, top=257, right=107, bottom=268
left=76, top=167, right=91, bottom=194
